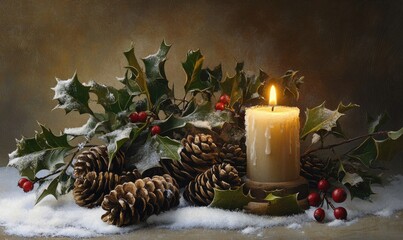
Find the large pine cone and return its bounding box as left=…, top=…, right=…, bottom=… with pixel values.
left=161, top=134, right=219, bottom=187
left=183, top=163, right=242, bottom=206
left=101, top=174, right=180, bottom=227
left=300, top=154, right=328, bottom=188
left=73, top=171, right=121, bottom=208
left=219, top=143, right=246, bottom=177
left=73, top=169, right=142, bottom=208
left=73, top=146, right=125, bottom=178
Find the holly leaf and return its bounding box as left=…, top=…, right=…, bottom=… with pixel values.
left=281, top=70, right=304, bottom=101
left=220, top=63, right=244, bottom=107
left=123, top=44, right=150, bottom=104
left=201, top=64, right=222, bottom=92
left=245, top=69, right=268, bottom=100
left=264, top=193, right=303, bottom=216
left=345, top=179, right=374, bottom=200
left=376, top=127, right=403, bottom=161
left=52, top=73, right=91, bottom=114
left=342, top=172, right=364, bottom=186
left=142, top=40, right=172, bottom=105
left=89, top=81, right=133, bottom=114
left=8, top=124, right=74, bottom=180
left=64, top=116, right=107, bottom=139
left=209, top=185, right=254, bottom=210
left=99, top=124, right=139, bottom=162
left=300, top=102, right=345, bottom=139
left=152, top=135, right=182, bottom=161
left=35, top=168, right=74, bottom=204
left=347, top=137, right=378, bottom=167
left=367, top=112, right=390, bottom=134
left=183, top=50, right=207, bottom=93
left=337, top=102, right=360, bottom=113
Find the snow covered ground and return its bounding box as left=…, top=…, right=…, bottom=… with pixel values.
left=0, top=167, right=403, bottom=238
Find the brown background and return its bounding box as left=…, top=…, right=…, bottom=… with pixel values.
left=1, top=0, right=403, bottom=166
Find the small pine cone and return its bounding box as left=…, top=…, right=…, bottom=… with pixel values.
left=300, top=155, right=328, bottom=188
left=219, top=143, right=246, bottom=177
left=73, top=146, right=125, bottom=178
left=73, top=171, right=120, bottom=208
left=184, top=163, right=242, bottom=206
left=161, top=134, right=219, bottom=187
left=101, top=174, right=180, bottom=227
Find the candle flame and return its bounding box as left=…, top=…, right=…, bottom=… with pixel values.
left=269, top=85, right=277, bottom=106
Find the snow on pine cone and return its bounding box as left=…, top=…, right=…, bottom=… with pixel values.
left=183, top=163, right=242, bottom=206
left=73, top=169, right=142, bottom=208
left=300, top=154, right=328, bottom=188
left=101, top=174, right=180, bottom=227
left=73, top=145, right=125, bottom=178
left=219, top=143, right=246, bottom=177
left=160, top=134, right=219, bottom=187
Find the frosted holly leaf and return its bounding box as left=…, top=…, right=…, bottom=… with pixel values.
left=64, top=116, right=107, bottom=139
left=220, top=63, right=244, bottom=107
left=52, top=73, right=91, bottom=114
left=89, top=81, right=133, bottom=114
left=35, top=167, right=74, bottom=204
left=152, top=135, right=182, bottom=161
left=301, top=102, right=346, bottom=139
left=8, top=124, right=74, bottom=180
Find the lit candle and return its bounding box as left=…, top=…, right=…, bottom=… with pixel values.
left=245, top=86, right=300, bottom=182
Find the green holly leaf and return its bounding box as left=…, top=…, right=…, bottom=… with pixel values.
left=201, top=64, right=222, bottom=92
left=89, top=81, right=133, bottom=114
left=52, top=73, right=91, bottom=114
left=142, top=40, right=172, bottom=105
left=8, top=124, right=74, bottom=180
left=342, top=172, right=364, bottom=186
left=183, top=50, right=206, bottom=92
left=100, top=124, right=139, bottom=162
left=281, top=70, right=304, bottom=101
left=245, top=69, right=268, bottom=100
left=64, top=116, right=107, bottom=139
left=345, top=179, right=374, bottom=200
left=347, top=137, right=378, bottom=167
left=337, top=102, right=360, bottom=113
left=376, top=127, right=403, bottom=161
left=300, top=102, right=345, bottom=139
left=220, top=63, right=244, bottom=107
left=367, top=112, right=390, bottom=134
left=152, top=135, right=182, bottom=161
left=35, top=168, right=74, bottom=204
left=264, top=193, right=303, bottom=216
left=209, top=185, right=254, bottom=210
left=123, top=44, right=150, bottom=104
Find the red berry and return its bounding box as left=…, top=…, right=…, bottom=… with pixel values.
left=129, top=112, right=140, bottom=123
left=18, top=178, right=29, bottom=188
left=334, top=207, right=347, bottom=220
left=151, top=125, right=161, bottom=135
left=318, top=179, right=330, bottom=192
left=314, top=208, right=325, bottom=222
left=215, top=102, right=225, bottom=111
left=219, top=94, right=230, bottom=105
left=332, top=188, right=347, bottom=203
left=22, top=181, right=34, bottom=193
left=308, top=192, right=321, bottom=207
left=138, top=111, right=148, bottom=122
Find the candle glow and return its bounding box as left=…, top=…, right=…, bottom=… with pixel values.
left=269, top=85, right=277, bottom=106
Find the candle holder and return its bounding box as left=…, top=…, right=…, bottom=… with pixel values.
left=243, top=176, right=309, bottom=215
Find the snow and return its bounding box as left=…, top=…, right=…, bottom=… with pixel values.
left=1, top=167, right=403, bottom=238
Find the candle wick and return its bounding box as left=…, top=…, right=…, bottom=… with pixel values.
left=271, top=105, right=275, bottom=111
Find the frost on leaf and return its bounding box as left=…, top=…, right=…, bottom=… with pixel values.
left=52, top=73, right=91, bottom=114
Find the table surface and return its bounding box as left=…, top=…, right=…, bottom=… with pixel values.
left=1, top=210, right=402, bottom=240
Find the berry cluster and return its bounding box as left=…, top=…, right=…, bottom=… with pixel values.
left=215, top=94, right=230, bottom=111
left=129, top=111, right=161, bottom=136
left=308, top=179, right=348, bottom=222
left=18, top=178, right=34, bottom=193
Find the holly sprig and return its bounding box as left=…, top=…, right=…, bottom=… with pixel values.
left=9, top=40, right=301, bottom=204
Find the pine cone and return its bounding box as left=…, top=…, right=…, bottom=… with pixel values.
left=161, top=134, right=219, bottom=187
left=101, top=174, right=180, bottom=227
left=184, top=163, right=242, bottom=206
left=119, top=169, right=142, bottom=184
left=73, top=146, right=125, bottom=178
left=219, top=143, right=246, bottom=177
left=73, top=171, right=120, bottom=208
left=300, top=155, right=328, bottom=188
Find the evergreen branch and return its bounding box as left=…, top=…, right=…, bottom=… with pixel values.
left=302, top=131, right=388, bottom=157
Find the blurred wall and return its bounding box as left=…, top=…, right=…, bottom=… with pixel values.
left=1, top=0, right=403, bottom=166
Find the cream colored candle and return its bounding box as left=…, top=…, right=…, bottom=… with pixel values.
left=245, top=105, right=300, bottom=183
